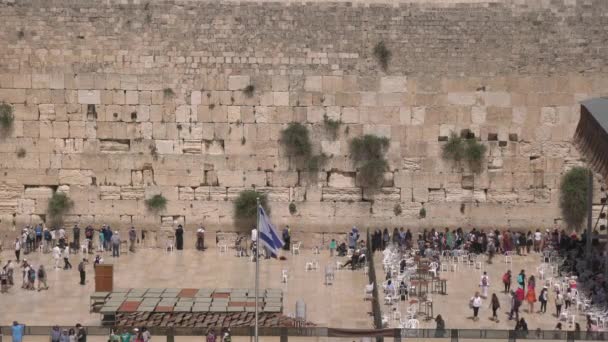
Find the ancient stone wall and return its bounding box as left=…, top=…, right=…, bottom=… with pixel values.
left=0, top=0, right=607, bottom=239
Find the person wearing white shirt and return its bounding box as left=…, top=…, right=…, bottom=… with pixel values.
left=14, top=238, right=21, bottom=262
left=52, top=246, right=61, bottom=269
left=480, top=272, right=490, bottom=298
left=251, top=228, right=257, bottom=242
left=62, top=247, right=72, bottom=270
left=470, top=292, right=482, bottom=321
left=534, top=229, right=542, bottom=252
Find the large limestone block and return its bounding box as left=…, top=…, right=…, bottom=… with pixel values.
left=156, top=140, right=176, bottom=154
left=328, top=172, right=355, bottom=188
left=0, top=89, right=26, bottom=103
left=445, top=188, right=474, bottom=202
left=244, top=171, right=267, bottom=187
left=304, top=76, right=322, bottom=92
left=194, top=186, right=226, bottom=201
left=380, top=76, right=407, bottom=93
left=77, top=90, right=101, bottom=104
left=334, top=201, right=370, bottom=218
left=363, top=187, right=401, bottom=202
left=306, top=106, right=325, bottom=123
left=182, top=140, right=202, bottom=154
left=59, top=170, right=93, bottom=185
left=483, top=92, right=511, bottom=107
left=321, top=187, right=362, bottom=202
left=268, top=171, right=298, bottom=187
left=487, top=190, right=518, bottom=204
left=23, top=186, right=53, bottom=199
left=217, top=171, right=244, bottom=187
left=121, top=186, right=145, bottom=200
left=256, top=187, right=290, bottom=202
left=99, top=186, right=121, bottom=200
left=428, top=189, right=445, bottom=202
left=228, top=76, right=250, bottom=91
left=447, top=92, right=476, bottom=106
left=178, top=187, right=195, bottom=200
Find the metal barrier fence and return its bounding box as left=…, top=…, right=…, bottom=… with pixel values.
left=366, top=229, right=383, bottom=332
left=2, top=327, right=608, bottom=341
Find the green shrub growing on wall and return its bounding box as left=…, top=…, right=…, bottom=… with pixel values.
left=0, top=102, right=14, bottom=135
left=559, top=167, right=590, bottom=230
left=441, top=131, right=487, bottom=173
left=243, top=85, right=255, bottom=98
left=323, top=114, right=341, bottom=139
left=234, top=190, right=270, bottom=229
left=419, top=207, right=426, bottom=219
left=373, top=41, right=391, bottom=71
left=281, top=122, right=312, bottom=157
left=145, top=194, right=168, bottom=212
left=349, top=134, right=390, bottom=189
left=289, top=202, right=297, bottom=215
left=47, top=192, right=73, bottom=226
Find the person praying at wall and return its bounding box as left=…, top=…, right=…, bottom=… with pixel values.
left=175, top=225, right=184, bottom=250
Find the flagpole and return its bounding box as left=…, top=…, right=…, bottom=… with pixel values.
left=254, top=197, right=260, bottom=342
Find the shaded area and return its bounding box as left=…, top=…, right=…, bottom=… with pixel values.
left=114, top=312, right=314, bottom=328
left=575, top=98, right=608, bottom=178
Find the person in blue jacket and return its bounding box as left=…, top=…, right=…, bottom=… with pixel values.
left=12, top=321, right=25, bottom=342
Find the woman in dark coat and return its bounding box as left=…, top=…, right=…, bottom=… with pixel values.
left=175, top=225, right=184, bottom=250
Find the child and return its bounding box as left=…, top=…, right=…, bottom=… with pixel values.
left=329, top=239, right=337, bottom=257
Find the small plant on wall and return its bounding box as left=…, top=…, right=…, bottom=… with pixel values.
left=0, top=102, right=14, bottom=136
left=393, top=203, right=402, bottom=216
left=349, top=134, right=390, bottom=189
left=145, top=194, right=168, bottom=212
left=47, top=192, right=74, bottom=227
left=281, top=122, right=312, bottom=157
left=323, top=114, right=341, bottom=139
left=16, top=148, right=26, bottom=158
left=559, top=167, right=590, bottom=230
left=234, top=190, right=270, bottom=230
left=163, top=88, right=175, bottom=98
left=289, top=202, right=297, bottom=215
left=419, top=207, right=426, bottom=219
left=373, top=41, right=391, bottom=71
left=243, top=85, right=255, bottom=98
left=441, top=131, right=487, bottom=173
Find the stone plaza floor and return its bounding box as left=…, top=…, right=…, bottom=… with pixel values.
left=0, top=243, right=587, bottom=333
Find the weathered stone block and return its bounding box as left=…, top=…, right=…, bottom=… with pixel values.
left=322, top=187, right=362, bottom=202
left=77, top=90, right=101, bottom=104
left=380, top=76, right=407, bottom=93
left=59, top=170, right=93, bottom=185
left=328, top=172, right=355, bottom=188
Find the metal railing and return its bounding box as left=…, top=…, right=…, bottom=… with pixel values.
left=2, top=326, right=608, bottom=341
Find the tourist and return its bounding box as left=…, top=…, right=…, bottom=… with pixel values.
left=14, top=238, right=21, bottom=262
left=35, top=224, right=42, bottom=250
left=141, top=328, right=151, bottom=342
left=469, top=291, right=482, bottom=321
left=489, top=293, right=501, bottom=322
left=59, top=330, right=69, bottom=342
left=94, top=255, right=103, bottom=265
left=555, top=290, right=564, bottom=317
left=78, top=258, right=87, bottom=285
left=526, top=231, right=533, bottom=255
left=129, top=226, right=137, bottom=253
left=50, top=326, right=61, bottom=342
left=99, top=226, right=106, bottom=252
left=133, top=329, right=143, bottom=342
left=399, top=281, right=408, bottom=301
left=206, top=329, right=216, bottom=342
left=111, top=231, right=121, bottom=257
left=434, top=315, right=445, bottom=337
left=196, top=226, right=205, bottom=251
left=538, top=285, right=549, bottom=313
left=175, top=225, right=184, bottom=250
left=221, top=328, right=232, bottom=342
left=85, top=225, right=94, bottom=253
left=63, top=247, right=72, bottom=269
left=52, top=245, right=62, bottom=269
left=119, top=328, right=131, bottom=342
left=509, top=290, right=521, bottom=321
left=108, top=329, right=120, bottom=342
left=75, top=324, right=86, bottom=342
left=12, top=321, right=25, bottom=342
left=502, top=270, right=512, bottom=293
left=43, top=227, right=52, bottom=253
left=37, top=265, right=49, bottom=291
left=73, top=225, right=80, bottom=251
left=487, top=239, right=496, bottom=264
left=329, top=238, right=336, bottom=257
left=68, top=329, right=76, bottom=342
left=517, top=270, right=526, bottom=289
left=565, top=288, right=573, bottom=309
left=526, top=275, right=537, bottom=313
left=4, top=260, right=14, bottom=285
left=515, top=317, right=528, bottom=333
left=480, top=271, right=490, bottom=298
left=282, top=226, right=290, bottom=251
left=0, top=267, right=8, bottom=293
left=534, top=229, right=542, bottom=252
left=382, top=228, right=389, bottom=250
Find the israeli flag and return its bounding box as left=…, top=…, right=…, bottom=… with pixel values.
left=258, top=206, right=284, bottom=258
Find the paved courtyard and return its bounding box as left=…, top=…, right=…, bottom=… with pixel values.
left=0, top=242, right=587, bottom=334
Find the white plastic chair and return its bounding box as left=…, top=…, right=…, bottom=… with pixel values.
left=364, top=283, right=374, bottom=300
left=217, top=242, right=228, bottom=254
left=305, top=261, right=314, bottom=271
left=392, top=308, right=402, bottom=321
left=292, top=242, right=301, bottom=255
left=429, top=262, right=438, bottom=278
left=281, top=269, right=288, bottom=283
left=504, top=251, right=513, bottom=267
left=406, top=318, right=420, bottom=329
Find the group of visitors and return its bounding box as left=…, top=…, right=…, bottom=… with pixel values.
left=1, top=259, right=48, bottom=292
left=108, top=327, right=152, bottom=342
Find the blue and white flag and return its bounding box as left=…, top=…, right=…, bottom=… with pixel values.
left=258, top=206, right=284, bottom=258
